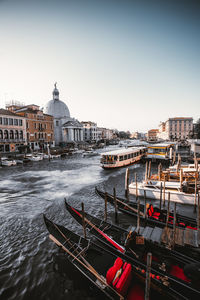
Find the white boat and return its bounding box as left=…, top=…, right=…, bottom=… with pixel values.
left=26, top=154, right=44, bottom=161
left=129, top=180, right=196, bottom=205
left=100, top=147, right=147, bottom=169
left=146, top=143, right=175, bottom=162
left=1, top=157, right=17, bottom=166
left=82, top=150, right=98, bottom=157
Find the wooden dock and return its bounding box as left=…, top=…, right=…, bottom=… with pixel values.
left=135, top=225, right=200, bottom=248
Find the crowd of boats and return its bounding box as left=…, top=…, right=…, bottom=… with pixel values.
left=42, top=144, right=200, bottom=299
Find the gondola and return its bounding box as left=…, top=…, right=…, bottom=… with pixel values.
left=65, top=200, right=200, bottom=299
left=43, top=215, right=199, bottom=300
left=95, top=187, right=197, bottom=230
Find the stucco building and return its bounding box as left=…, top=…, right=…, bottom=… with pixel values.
left=0, top=108, right=26, bottom=153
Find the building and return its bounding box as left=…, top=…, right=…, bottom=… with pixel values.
left=7, top=104, right=54, bottom=151
left=158, top=117, right=193, bottom=141
left=147, top=129, right=159, bottom=141
left=0, top=108, right=26, bottom=153
left=44, top=83, right=83, bottom=146
left=81, top=121, right=98, bottom=142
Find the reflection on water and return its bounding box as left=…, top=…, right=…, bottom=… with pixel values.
left=0, top=151, right=196, bottom=300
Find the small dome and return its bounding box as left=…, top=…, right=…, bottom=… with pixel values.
left=44, top=83, right=71, bottom=118
left=45, top=99, right=70, bottom=118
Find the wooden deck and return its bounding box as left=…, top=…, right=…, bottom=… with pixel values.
left=135, top=225, right=200, bottom=248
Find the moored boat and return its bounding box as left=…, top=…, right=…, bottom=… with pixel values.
left=44, top=214, right=199, bottom=299
left=128, top=180, right=196, bottom=205
left=95, top=187, right=197, bottom=230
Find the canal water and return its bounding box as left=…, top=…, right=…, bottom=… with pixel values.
left=0, top=147, right=195, bottom=300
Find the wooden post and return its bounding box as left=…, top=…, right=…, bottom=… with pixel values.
left=197, top=191, right=200, bottom=231
left=145, top=252, right=152, bottom=300
left=144, top=190, right=147, bottom=219
left=166, top=192, right=170, bottom=227
left=179, top=168, right=183, bottom=192
left=158, top=164, right=161, bottom=181
left=125, top=168, right=130, bottom=201
left=163, top=175, right=166, bottom=207
left=136, top=196, right=140, bottom=234
left=145, top=161, right=148, bottom=182
left=81, top=202, right=86, bottom=239
left=172, top=202, right=177, bottom=248
left=113, top=187, right=119, bottom=224
left=125, top=168, right=130, bottom=200
left=147, top=161, right=151, bottom=179
left=194, top=176, right=197, bottom=213
left=104, top=192, right=108, bottom=222
left=173, top=150, right=176, bottom=166
left=159, top=182, right=162, bottom=210
left=135, top=173, right=138, bottom=201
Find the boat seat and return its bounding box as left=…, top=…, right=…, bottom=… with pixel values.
left=106, top=257, right=132, bottom=296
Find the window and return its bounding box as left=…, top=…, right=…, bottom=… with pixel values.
left=20, top=130, right=23, bottom=139
left=19, top=119, right=23, bottom=126
left=119, top=156, right=123, bottom=161
left=56, top=120, right=59, bottom=126
left=34, top=123, right=37, bottom=129
left=4, top=130, right=9, bottom=139
left=27, top=133, right=29, bottom=140
left=26, top=122, right=29, bottom=129
left=15, top=130, right=19, bottom=139
left=10, top=130, right=14, bottom=139
left=14, top=119, right=18, bottom=126
left=35, top=133, right=37, bottom=139
left=3, top=118, right=8, bottom=125
left=9, top=118, right=13, bottom=125
left=0, top=117, right=2, bottom=125
left=0, top=130, right=3, bottom=139
left=124, top=155, right=127, bottom=160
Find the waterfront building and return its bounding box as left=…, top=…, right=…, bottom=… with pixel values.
left=81, top=121, right=98, bottom=142
left=44, top=83, right=83, bottom=146
left=158, top=117, right=193, bottom=141
left=147, top=129, right=159, bottom=141
left=7, top=104, right=54, bottom=151
left=0, top=108, right=26, bottom=153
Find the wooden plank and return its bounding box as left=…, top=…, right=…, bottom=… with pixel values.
left=161, top=227, right=172, bottom=245
left=141, top=226, right=154, bottom=240
left=174, top=228, right=184, bottom=246
left=184, top=228, right=198, bottom=247
left=150, top=227, right=162, bottom=244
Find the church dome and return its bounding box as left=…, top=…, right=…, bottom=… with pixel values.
left=44, top=83, right=71, bottom=118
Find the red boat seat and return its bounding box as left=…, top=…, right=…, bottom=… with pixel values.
left=146, top=204, right=154, bottom=217
left=106, top=257, right=132, bottom=296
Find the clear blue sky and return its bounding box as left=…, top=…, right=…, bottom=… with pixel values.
left=0, top=0, right=199, bottom=132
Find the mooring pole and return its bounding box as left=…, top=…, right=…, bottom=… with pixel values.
left=145, top=161, right=148, bottom=182
left=163, top=175, right=166, bottom=207
left=145, top=252, right=152, bottom=300
left=81, top=202, right=86, bottom=239
left=125, top=168, right=130, bottom=201
left=194, top=176, right=197, bottom=213
left=113, top=187, right=119, bottom=224
left=159, top=182, right=162, bottom=210
left=104, top=192, right=108, bottom=222
left=135, top=173, right=138, bottom=201
left=172, top=202, right=177, bottom=248
left=166, top=192, right=170, bottom=227
left=147, top=161, right=151, bottom=179
left=144, top=190, right=147, bottom=219
left=136, top=196, right=140, bottom=234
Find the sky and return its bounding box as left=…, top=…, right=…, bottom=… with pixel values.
left=0, top=0, right=199, bottom=132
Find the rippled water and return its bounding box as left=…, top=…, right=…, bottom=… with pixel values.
left=0, top=148, right=196, bottom=300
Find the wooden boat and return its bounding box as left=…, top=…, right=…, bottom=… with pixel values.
left=100, top=147, right=147, bottom=169
left=95, top=187, right=197, bottom=230
left=128, top=180, right=196, bottom=205
left=44, top=214, right=199, bottom=300
left=64, top=204, right=200, bottom=299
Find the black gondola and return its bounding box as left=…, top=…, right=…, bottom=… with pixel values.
left=65, top=201, right=200, bottom=299
left=43, top=214, right=199, bottom=300
left=95, top=187, right=197, bottom=230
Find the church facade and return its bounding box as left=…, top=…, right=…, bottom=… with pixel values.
left=44, top=84, right=83, bottom=146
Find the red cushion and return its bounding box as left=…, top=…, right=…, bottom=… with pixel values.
left=153, top=212, right=160, bottom=217
left=106, top=258, right=123, bottom=285
left=170, top=265, right=190, bottom=282
left=186, top=226, right=197, bottom=230
left=115, top=263, right=132, bottom=296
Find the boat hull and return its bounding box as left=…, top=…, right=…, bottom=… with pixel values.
left=129, top=183, right=195, bottom=205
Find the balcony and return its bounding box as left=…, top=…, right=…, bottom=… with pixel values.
left=0, top=139, right=26, bottom=143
